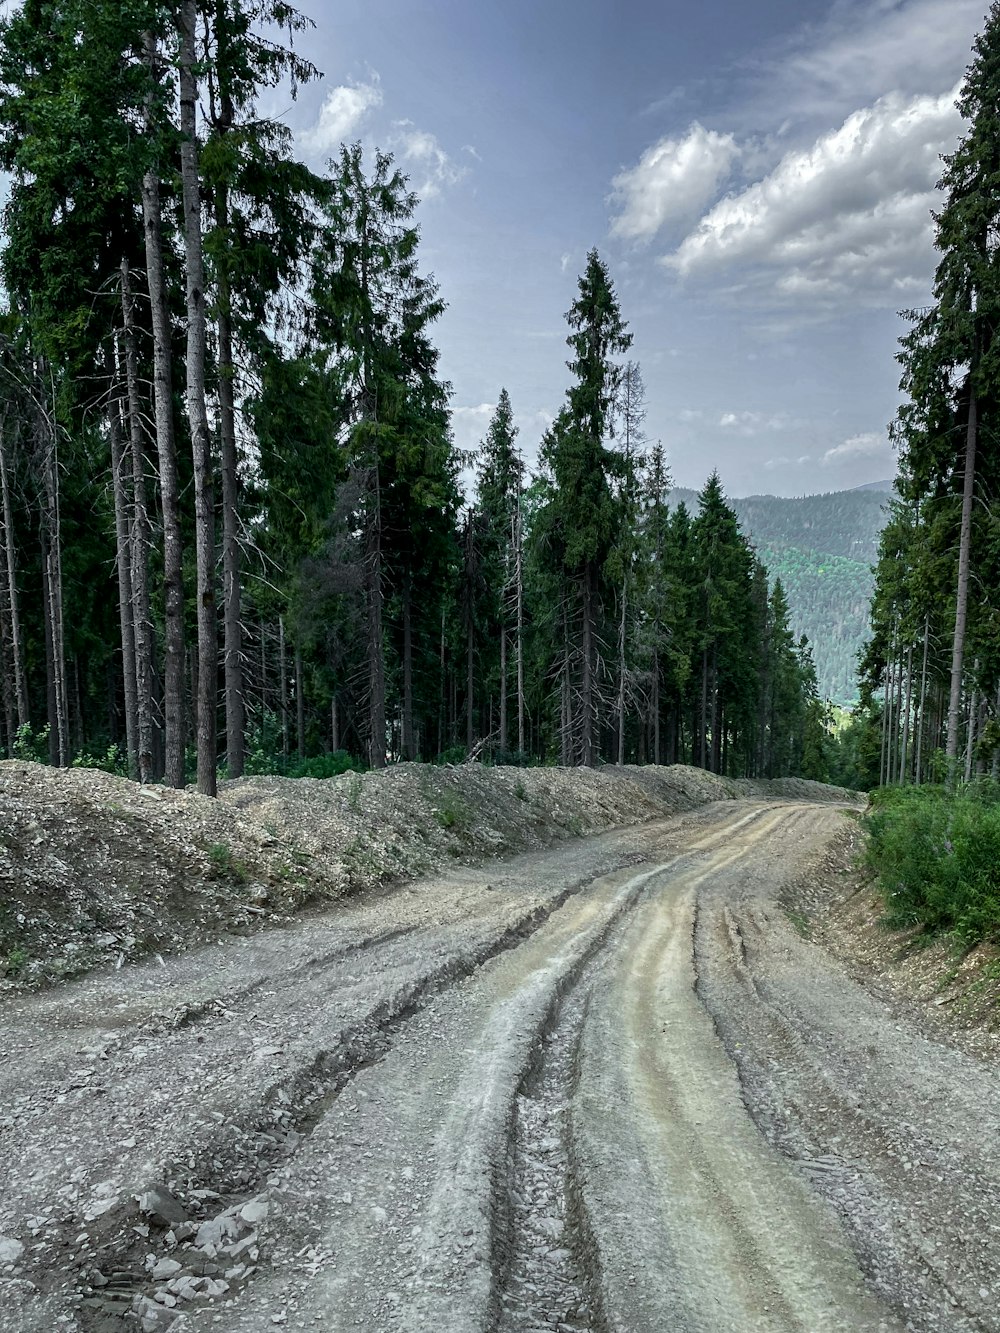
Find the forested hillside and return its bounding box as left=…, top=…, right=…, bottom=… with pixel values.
left=671, top=487, right=890, bottom=704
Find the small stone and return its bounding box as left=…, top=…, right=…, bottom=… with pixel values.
left=0, top=1236, right=25, bottom=1265
left=239, top=1199, right=269, bottom=1227
left=136, top=1188, right=188, bottom=1228
left=152, top=1258, right=182, bottom=1280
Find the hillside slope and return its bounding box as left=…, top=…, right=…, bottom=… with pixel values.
left=671, top=486, right=888, bottom=703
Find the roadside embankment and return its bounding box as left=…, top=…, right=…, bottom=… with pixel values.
left=0, top=759, right=858, bottom=990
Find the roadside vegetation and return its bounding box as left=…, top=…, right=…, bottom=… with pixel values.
left=865, top=784, right=1000, bottom=946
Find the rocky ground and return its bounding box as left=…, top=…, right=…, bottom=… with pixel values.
left=1, top=765, right=996, bottom=1333
left=0, top=758, right=849, bottom=990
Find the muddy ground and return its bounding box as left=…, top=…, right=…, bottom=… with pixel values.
left=0, top=767, right=997, bottom=1333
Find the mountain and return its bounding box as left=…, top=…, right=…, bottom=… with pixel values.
left=669, top=486, right=889, bottom=705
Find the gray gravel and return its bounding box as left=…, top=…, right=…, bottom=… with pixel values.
left=0, top=797, right=996, bottom=1333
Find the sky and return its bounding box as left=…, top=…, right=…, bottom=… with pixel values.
left=277, top=0, right=985, bottom=499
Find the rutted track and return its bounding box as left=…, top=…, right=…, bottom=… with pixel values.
left=0, top=799, right=997, bottom=1332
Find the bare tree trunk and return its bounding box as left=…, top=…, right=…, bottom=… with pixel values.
left=295, top=641, right=305, bottom=761
left=915, top=615, right=930, bottom=785
left=699, top=645, right=709, bottom=770
left=900, top=641, right=914, bottom=785
left=331, top=695, right=339, bottom=753
left=0, top=419, right=28, bottom=730
left=964, top=661, right=979, bottom=784
left=515, top=506, right=525, bottom=756
left=499, top=625, right=508, bottom=757
left=109, top=404, right=139, bottom=779
left=616, top=579, right=627, bottom=766
left=180, top=0, right=217, bottom=796
left=279, top=616, right=289, bottom=760
left=366, top=466, right=386, bottom=769
left=120, top=265, right=155, bottom=783
left=581, top=567, right=594, bottom=767
left=401, top=573, right=414, bottom=759
left=947, top=385, right=977, bottom=779
left=40, top=415, right=68, bottom=765
left=142, top=28, right=185, bottom=789
left=466, top=611, right=474, bottom=756
left=652, top=648, right=660, bottom=765
left=215, top=177, right=245, bottom=779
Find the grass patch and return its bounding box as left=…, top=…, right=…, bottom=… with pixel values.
left=206, top=842, right=249, bottom=884
left=433, top=789, right=470, bottom=833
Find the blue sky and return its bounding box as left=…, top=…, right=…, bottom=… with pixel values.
left=281, top=0, right=983, bottom=498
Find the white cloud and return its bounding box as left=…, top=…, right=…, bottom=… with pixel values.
left=391, top=121, right=466, bottom=199
left=761, top=0, right=983, bottom=124
left=665, top=86, right=962, bottom=304
left=610, top=122, right=739, bottom=241
left=298, top=78, right=382, bottom=157
left=719, top=410, right=802, bottom=435
left=822, top=432, right=889, bottom=466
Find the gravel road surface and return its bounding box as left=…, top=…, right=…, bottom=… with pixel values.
left=0, top=799, right=996, bottom=1332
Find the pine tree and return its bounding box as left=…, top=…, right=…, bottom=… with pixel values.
left=535, top=249, right=632, bottom=766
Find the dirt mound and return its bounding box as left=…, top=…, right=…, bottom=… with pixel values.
left=0, top=760, right=854, bottom=991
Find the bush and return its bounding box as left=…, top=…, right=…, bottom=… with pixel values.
left=864, top=783, right=1000, bottom=943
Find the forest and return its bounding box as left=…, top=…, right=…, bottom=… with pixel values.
left=0, top=0, right=832, bottom=793
left=670, top=486, right=890, bottom=706
left=857, top=1, right=1000, bottom=946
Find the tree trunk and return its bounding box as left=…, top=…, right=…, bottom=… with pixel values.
left=652, top=649, right=660, bottom=766
left=215, top=176, right=245, bottom=779
left=295, top=640, right=305, bottom=761
left=964, top=660, right=979, bottom=784
left=180, top=0, right=217, bottom=796
left=108, top=403, right=139, bottom=779
left=581, top=567, right=594, bottom=767
left=142, top=28, right=185, bottom=789
left=120, top=264, right=155, bottom=783
left=515, top=505, right=525, bottom=756
left=0, top=419, right=28, bottom=730
left=402, top=573, right=414, bottom=759
left=900, top=642, right=914, bottom=785
left=279, top=616, right=289, bottom=759
left=616, top=578, right=627, bottom=766
left=946, top=385, right=977, bottom=779
left=499, top=625, right=508, bottom=757
left=40, top=417, right=69, bottom=766
left=366, top=465, right=386, bottom=769
left=915, top=615, right=930, bottom=785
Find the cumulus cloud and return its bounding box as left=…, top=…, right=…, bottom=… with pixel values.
left=609, top=123, right=739, bottom=241
left=664, top=86, right=962, bottom=303
left=822, top=433, right=890, bottom=466
left=391, top=121, right=466, bottom=199
left=298, top=78, right=382, bottom=157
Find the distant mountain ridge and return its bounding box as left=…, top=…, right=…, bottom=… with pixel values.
left=669, top=485, right=890, bottom=704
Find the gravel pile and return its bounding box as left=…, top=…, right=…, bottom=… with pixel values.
left=0, top=759, right=857, bottom=992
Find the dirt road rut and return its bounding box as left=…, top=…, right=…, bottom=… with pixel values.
left=0, top=800, right=996, bottom=1332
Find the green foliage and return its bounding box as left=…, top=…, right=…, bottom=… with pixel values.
left=864, top=783, right=1000, bottom=942
left=4, top=945, right=28, bottom=976
left=432, top=788, right=469, bottom=832
left=12, top=724, right=49, bottom=763
left=71, top=742, right=128, bottom=776
left=244, top=746, right=359, bottom=780
left=206, top=842, right=249, bottom=884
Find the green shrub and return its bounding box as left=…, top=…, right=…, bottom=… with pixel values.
left=864, top=783, right=1000, bottom=943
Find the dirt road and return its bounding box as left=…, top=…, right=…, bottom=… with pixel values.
left=1, top=799, right=997, bottom=1332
